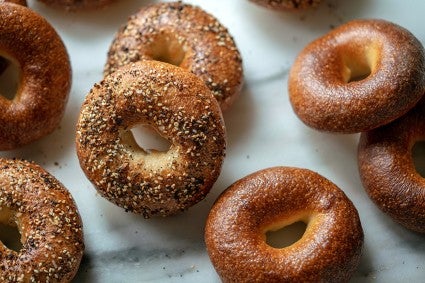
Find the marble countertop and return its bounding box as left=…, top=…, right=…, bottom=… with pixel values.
left=1, top=0, right=424, bottom=282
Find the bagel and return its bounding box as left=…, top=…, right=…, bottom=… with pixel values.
left=358, top=98, right=425, bottom=233
left=205, top=167, right=363, bottom=282
left=36, top=0, right=114, bottom=10
left=288, top=19, right=425, bottom=133
left=0, top=158, right=84, bottom=282
left=105, top=1, right=243, bottom=111
left=0, top=0, right=26, bottom=73
left=249, top=0, right=321, bottom=11
left=0, top=0, right=26, bottom=6
left=0, top=3, right=71, bottom=150
left=76, top=60, right=226, bottom=217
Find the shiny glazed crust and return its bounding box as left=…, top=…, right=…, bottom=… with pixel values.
left=0, top=4, right=71, bottom=150
left=105, top=1, right=243, bottom=111
left=288, top=19, right=425, bottom=133
left=0, top=158, right=84, bottom=282
left=36, top=0, right=115, bottom=10
left=249, top=0, right=321, bottom=11
left=358, top=99, right=425, bottom=233
left=76, top=61, right=226, bottom=217
left=205, top=167, right=363, bottom=282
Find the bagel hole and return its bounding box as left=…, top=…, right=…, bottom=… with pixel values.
left=412, top=141, right=425, bottom=177
left=342, top=45, right=377, bottom=83
left=149, top=35, right=185, bottom=66
left=348, top=66, right=371, bottom=82
left=130, top=124, right=171, bottom=153
left=0, top=209, right=23, bottom=252
left=265, top=221, right=307, bottom=249
left=0, top=56, right=21, bottom=101
left=344, top=61, right=371, bottom=83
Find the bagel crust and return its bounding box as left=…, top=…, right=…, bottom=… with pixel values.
left=358, top=99, right=425, bottom=233
left=105, top=1, right=243, bottom=111
left=288, top=19, right=425, bottom=133
left=0, top=0, right=26, bottom=6
left=0, top=0, right=27, bottom=75
left=36, top=0, right=114, bottom=10
left=0, top=158, right=84, bottom=282
left=205, top=167, right=363, bottom=282
left=0, top=4, right=71, bottom=150
left=76, top=61, right=226, bottom=217
left=249, top=0, right=321, bottom=11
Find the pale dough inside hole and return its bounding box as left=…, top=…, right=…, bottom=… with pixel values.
left=126, top=124, right=172, bottom=154
left=0, top=55, right=21, bottom=101
left=263, top=213, right=313, bottom=249
left=342, top=43, right=378, bottom=83
left=265, top=221, right=307, bottom=248
left=148, top=35, right=186, bottom=66
left=120, top=124, right=180, bottom=171
left=0, top=207, right=23, bottom=252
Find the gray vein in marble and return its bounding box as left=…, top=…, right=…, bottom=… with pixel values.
left=74, top=243, right=207, bottom=282
left=247, top=67, right=290, bottom=85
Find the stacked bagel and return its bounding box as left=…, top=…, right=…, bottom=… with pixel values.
left=288, top=19, right=425, bottom=234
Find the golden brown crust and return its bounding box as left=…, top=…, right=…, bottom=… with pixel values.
left=249, top=0, right=321, bottom=11
left=0, top=158, right=84, bottom=282
left=0, top=0, right=27, bottom=6
left=36, top=0, right=114, bottom=10
left=0, top=0, right=29, bottom=74
left=288, top=19, right=425, bottom=133
left=0, top=4, right=71, bottom=150
left=104, top=1, right=243, bottom=111
left=205, top=167, right=363, bottom=282
left=76, top=60, right=226, bottom=217
left=358, top=98, right=425, bottom=233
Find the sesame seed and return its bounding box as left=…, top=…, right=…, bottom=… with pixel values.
left=76, top=60, right=226, bottom=217
left=0, top=158, right=84, bottom=281
left=103, top=1, right=243, bottom=110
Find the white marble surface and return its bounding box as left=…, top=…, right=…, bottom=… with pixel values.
left=1, top=0, right=425, bottom=282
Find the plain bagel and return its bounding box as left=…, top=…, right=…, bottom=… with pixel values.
left=288, top=19, right=425, bottom=133
left=249, top=0, right=321, bottom=11
left=36, top=0, right=115, bottom=10
left=0, top=0, right=26, bottom=6
left=205, top=167, right=364, bottom=282
left=358, top=98, right=425, bottom=233
left=0, top=0, right=27, bottom=74
left=0, top=3, right=71, bottom=150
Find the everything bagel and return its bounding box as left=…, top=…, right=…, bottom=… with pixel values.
left=76, top=61, right=226, bottom=217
